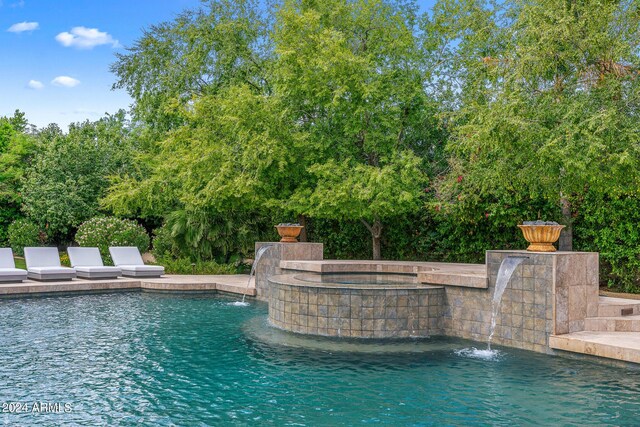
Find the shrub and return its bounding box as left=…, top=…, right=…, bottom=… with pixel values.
left=574, top=193, right=640, bottom=293
left=59, top=251, right=71, bottom=267
left=156, top=257, right=238, bottom=275
left=75, top=217, right=150, bottom=264
left=0, top=204, right=22, bottom=247
left=8, top=219, right=46, bottom=256
left=152, top=222, right=182, bottom=260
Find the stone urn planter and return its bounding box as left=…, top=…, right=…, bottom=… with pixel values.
left=518, top=221, right=565, bottom=252
left=275, top=223, right=304, bottom=243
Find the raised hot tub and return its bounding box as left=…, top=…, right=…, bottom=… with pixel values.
left=267, top=272, right=444, bottom=338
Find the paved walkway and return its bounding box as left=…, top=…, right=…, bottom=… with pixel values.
left=0, top=275, right=254, bottom=297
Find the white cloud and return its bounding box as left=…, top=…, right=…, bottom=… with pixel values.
left=51, top=76, right=80, bottom=88
left=7, top=21, right=38, bottom=33
left=55, top=26, right=119, bottom=49
left=27, top=80, right=44, bottom=90
left=59, top=109, right=100, bottom=117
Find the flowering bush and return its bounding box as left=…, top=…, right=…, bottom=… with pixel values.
left=8, top=219, right=46, bottom=256
left=75, top=217, right=150, bottom=264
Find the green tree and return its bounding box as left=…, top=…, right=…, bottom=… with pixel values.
left=104, top=0, right=278, bottom=259
left=431, top=0, right=640, bottom=250
left=22, top=111, right=135, bottom=242
left=106, top=0, right=445, bottom=260
left=0, top=111, right=37, bottom=244
left=110, top=0, right=271, bottom=134
left=106, top=84, right=295, bottom=260
left=275, top=0, right=442, bottom=259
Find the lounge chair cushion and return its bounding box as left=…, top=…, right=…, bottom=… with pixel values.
left=74, top=266, right=121, bottom=274
left=0, top=248, right=16, bottom=268
left=28, top=266, right=75, bottom=275
left=0, top=267, right=28, bottom=282
left=27, top=265, right=76, bottom=281
left=119, top=264, right=164, bottom=272
left=24, top=247, right=63, bottom=268
left=109, top=247, right=145, bottom=266
left=67, top=247, right=104, bottom=267
left=74, top=265, right=121, bottom=280
left=0, top=249, right=27, bottom=282
left=118, top=264, right=164, bottom=277
left=24, top=247, right=76, bottom=281
left=109, top=247, right=164, bottom=277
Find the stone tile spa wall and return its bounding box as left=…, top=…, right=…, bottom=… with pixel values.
left=443, top=251, right=598, bottom=353
left=255, top=243, right=599, bottom=353
left=267, top=279, right=444, bottom=338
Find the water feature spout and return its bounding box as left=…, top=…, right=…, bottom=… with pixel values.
left=487, top=256, right=528, bottom=349
left=232, top=244, right=275, bottom=306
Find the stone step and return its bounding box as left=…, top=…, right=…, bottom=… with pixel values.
left=597, top=296, right=640, bottom=317
left=585, top=315, right=640, bottom=332
left=549, top=331, right=640, bottom=364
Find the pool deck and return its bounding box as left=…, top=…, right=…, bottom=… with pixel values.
left=0, top=274, right=255, bottom=297
left=279, top=260, right=488, bottom=288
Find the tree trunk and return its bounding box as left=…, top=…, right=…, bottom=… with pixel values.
left=297, top=214, right=308, bottom=242
left=361, top=218, right=383, bottom=260
left=559, top=196, right=573, bottom=251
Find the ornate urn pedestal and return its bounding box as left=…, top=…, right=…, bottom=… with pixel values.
left=518, top=223, right=565, bottom=252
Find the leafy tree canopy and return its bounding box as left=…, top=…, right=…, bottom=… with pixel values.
left=106, top=0, right=445, bottom=259
left=433, top=0, right=640, bottom=207
left=22, top=111, right=136, bottom=242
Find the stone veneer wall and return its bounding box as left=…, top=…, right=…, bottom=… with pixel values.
left=268, top=280, right=444, bottom=338
left=442, top=250, right=598, bottom=353
left=256, top=244, right=598, bottom=354
left=254, top=242, right=323, bottom=301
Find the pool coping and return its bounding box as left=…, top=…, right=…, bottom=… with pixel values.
left=269, top=272, right=444, bottom=290
left=0, top=274, right=255, bottom=298
left=278, top=260, right=488, bottom=288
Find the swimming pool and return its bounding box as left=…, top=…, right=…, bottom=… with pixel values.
left=0, top=292, right=638, bottom=425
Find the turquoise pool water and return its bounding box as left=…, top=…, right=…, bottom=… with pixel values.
left=1, top=293, right=639, bottom=426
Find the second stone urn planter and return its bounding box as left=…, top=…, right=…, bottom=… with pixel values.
left=518, top=222, right=565, bottom=252
left=275, top=223, right=304, bottom=243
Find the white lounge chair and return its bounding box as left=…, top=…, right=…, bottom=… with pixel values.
left=67, top=247, right=121, bottom=280
left=109, top=246, right=164, bottom=278
left=0, top=248, right=28, bottom=283
left=24, top=247, right=76, bottom=281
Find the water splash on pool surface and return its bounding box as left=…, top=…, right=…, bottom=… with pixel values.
left=455, top=347, right=503, bottom=361
left=229, top=301, right=251, bottom=307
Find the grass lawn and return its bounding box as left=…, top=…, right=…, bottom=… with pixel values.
left=14, top=257, right=26, bottom=270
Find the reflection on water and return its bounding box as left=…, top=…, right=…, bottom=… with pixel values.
left=0, top=292, right=639, bottom=426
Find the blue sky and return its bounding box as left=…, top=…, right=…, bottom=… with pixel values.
left=0, top=0, right=201, bottom=129
left=1, top=0, right=435, bottom=130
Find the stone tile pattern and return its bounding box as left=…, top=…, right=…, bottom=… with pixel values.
left=442, top=250, right=598, bottom=353
left=255, top=242, right=324, bottom=301
left=553, top=252, right=599, bottom=334
left=259, top=246, right=598, bottom=353
left=268, top=282, right=444, bottom=338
